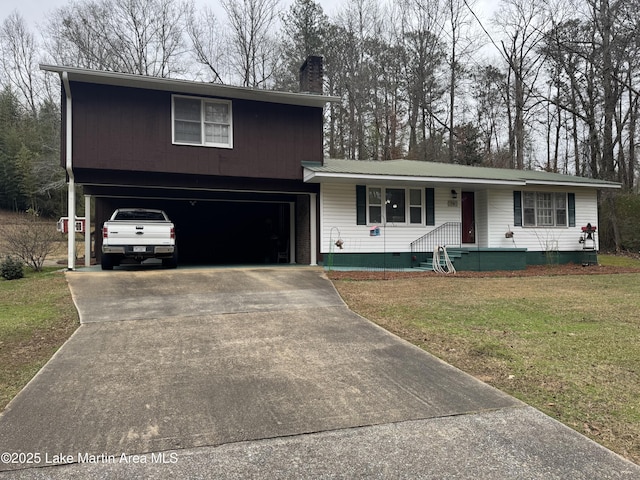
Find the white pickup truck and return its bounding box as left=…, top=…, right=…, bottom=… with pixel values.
left=101, top=208, right=177, bottom=270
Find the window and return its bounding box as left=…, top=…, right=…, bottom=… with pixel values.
left=368, top=187, right=382, bottom=223
left=365, top=187, right=424, bottom=225
left=172, top=95, right=232, bottom=148
left=522, top=192, right=567, bottom=227
left=409, top=189, right=423, bottom=224
left=386, top=188, right=406, bottom=223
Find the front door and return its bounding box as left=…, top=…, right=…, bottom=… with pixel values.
left=462, top=191, right=475, bottom=244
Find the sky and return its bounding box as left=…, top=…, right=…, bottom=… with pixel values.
left=0, top=0, right=500, bottom=66
left=1, top=0, right=496, bottom=33
left=0, top=0, right=342, bottom=28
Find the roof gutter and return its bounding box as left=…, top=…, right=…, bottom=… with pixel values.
left=525, top=180, right=621, bottom=189
left=62, top=71, right=76, bottom=270
left=303, top=170, right=525, bottom=187
left=303, top=168, right=622, bottom=189
left=41, top=64, right=340, bottom=108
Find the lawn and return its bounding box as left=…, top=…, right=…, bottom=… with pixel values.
left=0, top=268, right=79, bottom=409
left=331, top=269, right=640, bottom=465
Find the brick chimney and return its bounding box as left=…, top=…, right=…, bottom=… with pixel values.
left=299, top=56, right=324, bottom=95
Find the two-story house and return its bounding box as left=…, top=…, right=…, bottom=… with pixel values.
left=43, top=57, right=336, bottom=269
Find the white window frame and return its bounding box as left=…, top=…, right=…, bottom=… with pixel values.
left=366, top=186, right=424, bottom=225
left=523, top=192, right=567, bottom=227
left=172, top=95, right=233, bottom=149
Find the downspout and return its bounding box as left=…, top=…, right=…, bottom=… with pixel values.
left=62, top=72, right=75, bottom=270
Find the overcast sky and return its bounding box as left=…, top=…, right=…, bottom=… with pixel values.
left=1, top=0, right=497, bottom=32
left=0, top=0, right=500, bottom=65
left=1, top=0, right=345, bottom=29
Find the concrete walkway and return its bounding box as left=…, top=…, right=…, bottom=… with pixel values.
left=0, top=267, right=638, bottom=479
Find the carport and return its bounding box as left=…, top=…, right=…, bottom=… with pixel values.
left=82, top=180, right=319, bottom=268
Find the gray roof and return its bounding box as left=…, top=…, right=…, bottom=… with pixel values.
left=40, top=64, right=340, bottom=108
left=303, top=159, right=621, bottom=189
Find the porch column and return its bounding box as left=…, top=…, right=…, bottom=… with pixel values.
left=84, top=195, right=91, bottom=267
left=309, top=193, right=317, bottom=266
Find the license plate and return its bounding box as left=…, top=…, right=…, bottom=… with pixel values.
left=133, top=246, right=146, bottom=253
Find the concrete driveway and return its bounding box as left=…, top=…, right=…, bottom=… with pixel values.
left=0, top=267, right=638, bottom=479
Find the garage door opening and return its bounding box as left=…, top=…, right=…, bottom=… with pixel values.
left=164, top=200, right=291, bottom=265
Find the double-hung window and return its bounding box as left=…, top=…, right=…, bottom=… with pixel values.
left=409, top=189, right=423, bottom=224
left=366, top=187, right=423, bottom=225
left=172, top=95, right=233, bottom=148
left=368, top=187, right=383, bottom=223
left=522, top=192, right=567, bottom=227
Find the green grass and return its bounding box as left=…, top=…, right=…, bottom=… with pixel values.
left=599, top=253, right=640, bottom=267
left=333, top=273, right=640, bottom=465
left=0, top=268, right=79, bottom=408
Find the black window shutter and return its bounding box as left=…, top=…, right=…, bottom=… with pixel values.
left=513, top=191, right=522, bottom=227
left=356, top=185, right=366, bottom=225
left=568, top=193, right=576, bottom=227
left=426, top=188, right=435, bottom=226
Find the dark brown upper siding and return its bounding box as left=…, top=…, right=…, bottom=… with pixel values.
left=69, top=82, right=323, bottom=181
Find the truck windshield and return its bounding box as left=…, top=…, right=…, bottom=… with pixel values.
left=114, top=211, right=166, bottom=221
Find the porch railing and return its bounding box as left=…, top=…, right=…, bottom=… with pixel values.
left=410, top=222, right=462, bottom=265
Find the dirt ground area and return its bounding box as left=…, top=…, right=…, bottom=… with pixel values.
left=326, top=262, right=640, bottom=281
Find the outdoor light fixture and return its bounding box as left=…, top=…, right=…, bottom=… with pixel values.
left=451, top=189, right=458, bottom=199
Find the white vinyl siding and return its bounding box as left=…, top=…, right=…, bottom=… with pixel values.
left=320, top=183, right=459, bottom=253
left=487, top=189, right=598, bottom=251
left=475, top=190, right=489, bottom=248
left=320, top=183, right=601, bottom=254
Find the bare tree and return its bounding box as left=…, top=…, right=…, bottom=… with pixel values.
left=221, top=0, right=282, bottom=88
left=45, top=0, right=193, bottom=77
left=472, top=64, right=510, bottom=166
left=186, top=7, right=228, bottom=83
left=444, top=0, right=480, bottom=163
left=542, top=0, right=640, bottom=185
left=493, top=0, right=550, bottom=169
left=0, top=12, right=42, bottom=116
left=399, top=0, right=447, bottom=161
left=327, top=0, right=385, bottom=160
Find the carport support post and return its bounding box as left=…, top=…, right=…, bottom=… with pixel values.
left=84, top=195, right=91, bottom=267
left=67, top=178, right=75, bottom=270
left=62, top=71, right=75, bottom=271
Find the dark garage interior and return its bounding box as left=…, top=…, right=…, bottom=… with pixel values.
left=95, top=196, right=292, bottom=266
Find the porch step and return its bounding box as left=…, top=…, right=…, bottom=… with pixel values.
left=414, top=248, right=468, bottom=271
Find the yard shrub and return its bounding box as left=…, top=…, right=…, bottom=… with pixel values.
left=1, top=255, right=24, bottom=280
left=0, top=209, right=59, bottom=271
